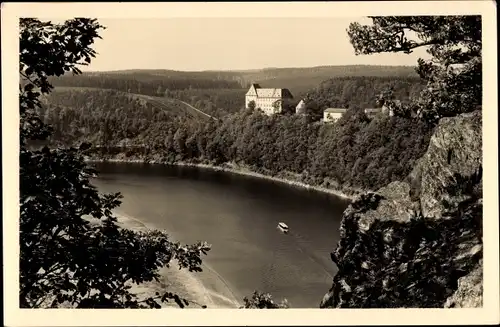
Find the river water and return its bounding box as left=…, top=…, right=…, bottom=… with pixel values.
left=91, top=162, right=350, bottom=308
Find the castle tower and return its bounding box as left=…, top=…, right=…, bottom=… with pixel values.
left=295, top=99, right=307, bottom=115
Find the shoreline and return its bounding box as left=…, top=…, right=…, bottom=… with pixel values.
left=107, top=211, right=241, bottom=309
left=84, top=157, right=359, bottom=201
left=84, top=155, right=354, bottom=309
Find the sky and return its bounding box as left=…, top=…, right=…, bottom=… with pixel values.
left=84, top=17, right=430, bottom=72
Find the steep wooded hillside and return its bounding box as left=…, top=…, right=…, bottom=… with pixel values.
left=41, top=88, right=434, bottom=196
left=38, top=87, right=209, bottom=148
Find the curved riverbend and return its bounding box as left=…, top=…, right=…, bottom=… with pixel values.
left=91, top=162, right=351, bottom=308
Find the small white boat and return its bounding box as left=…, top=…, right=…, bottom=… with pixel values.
left=277, top=222, right=289, bottom=233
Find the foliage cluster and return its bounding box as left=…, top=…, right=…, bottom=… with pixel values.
left=20, top=18, right=210, bottom=309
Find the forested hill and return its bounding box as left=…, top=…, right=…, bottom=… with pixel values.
left=49, top=65, right=422, bottom=117
left=38, top=87, right=211, bottom=148
left=40, top=86, right=435, bottom=195
left=305, top=76, right=426, bottom=111
left=231, top=65, right=419, bottom=93
left=49, top=73, right=243, bottom=93
left=49, top=65, right=418, bottom=96
left=78, top=64, right=419, bottom=87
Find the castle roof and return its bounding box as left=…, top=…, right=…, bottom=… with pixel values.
left=246, top=84, right=293, bottom=99
left=256, top=88, right=282, bottom=98
left=296, top=100, right=306, bottom=109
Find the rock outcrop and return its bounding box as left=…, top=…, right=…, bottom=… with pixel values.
left=320, top=111, right=483, bottom=308
left=444, top=259, right=483, bottom=308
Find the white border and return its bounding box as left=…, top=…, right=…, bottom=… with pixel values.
left=2, top=1, right=498, bottom=326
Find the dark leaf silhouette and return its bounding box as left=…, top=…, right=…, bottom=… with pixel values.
left=19, top=18, right=210, bottom=309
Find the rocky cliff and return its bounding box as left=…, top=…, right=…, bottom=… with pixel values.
left=320, top=111, right=483, bottom=308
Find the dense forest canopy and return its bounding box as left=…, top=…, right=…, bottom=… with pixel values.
left=156, top=88, right=247, bottom=118
left=42, top=87, right=434, bottom=193
left=38, top=88, right=194, bottom=147
left=49, top=73, right=243, bottom=92
left=303, top=76, right=426, bottom=120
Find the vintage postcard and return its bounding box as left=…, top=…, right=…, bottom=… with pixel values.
left=2, top=1, right=498, bottom=326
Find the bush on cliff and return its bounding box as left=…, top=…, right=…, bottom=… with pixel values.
left=241, top=291, right=290, bottom=309
left=320, top=15, right=484, bottom=309
left=325, top=181, right=482, bottom=308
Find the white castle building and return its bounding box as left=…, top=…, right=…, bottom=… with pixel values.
left=245, top=84, right=294, bottom=115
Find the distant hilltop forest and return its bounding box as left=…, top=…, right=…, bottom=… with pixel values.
left=52, top=65, right=419, bottom=92
left=49, top=65, right=424, bottom=118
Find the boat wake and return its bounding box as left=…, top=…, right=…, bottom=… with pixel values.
left=286, top=230, right=335, bottom=280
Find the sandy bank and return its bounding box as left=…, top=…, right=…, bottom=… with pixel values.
left=111, top=212, right=241, bottom=309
